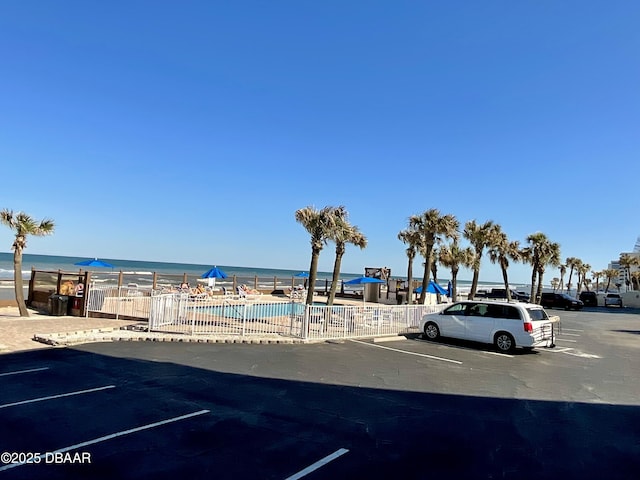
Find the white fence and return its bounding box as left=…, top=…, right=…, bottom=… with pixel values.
left=147, top=293, right=443, bottom=341
left=85, top=284, right=154, bottom=319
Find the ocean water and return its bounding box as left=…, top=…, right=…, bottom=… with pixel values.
left=0, top=252, right=507, bottom=293
left=0, top=252, right=368, bottom=288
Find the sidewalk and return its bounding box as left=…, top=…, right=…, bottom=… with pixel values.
left=0, top=306, right=139, bottom=354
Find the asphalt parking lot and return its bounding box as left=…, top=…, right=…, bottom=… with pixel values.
left=1, top=308, right=639, bottom=479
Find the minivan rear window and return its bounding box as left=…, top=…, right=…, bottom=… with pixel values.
left=527, top=308, right=549, bottom=321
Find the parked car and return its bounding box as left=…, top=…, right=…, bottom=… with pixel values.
left=481, top=288, right=530, bottom=302
left=579, top=291, right=598, bottom=307
left=540, top=292, right=584, bottom=310
left=604, top=293, right=623, bottom=307
left=419, top=300, right=556, bottom=353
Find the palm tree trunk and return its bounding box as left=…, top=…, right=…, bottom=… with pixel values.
left=431, top=261, right=441, bottom=304
left=500, top=261, right=511, bottom=301
left=468, top=267, right=480, bottom=300
left=305, top=249, right=321, bottom=305
left=326, top=251, right=344, bottom=306
left=530, top=264, right=538, bottom=303
left=566, top=268, right=574, bottom=295
left=406, top=256, right=414, bottom=305
left=419, top=246, right=433, bottom=304
left=13, top=249, right=29, bottom=317
left=451, top=269, right=458, bottom=301
left=535, top=269, right=544, bottom=304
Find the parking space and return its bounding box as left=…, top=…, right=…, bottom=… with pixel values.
left=1, top=308, right=639, bottom=478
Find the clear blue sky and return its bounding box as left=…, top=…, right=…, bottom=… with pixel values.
left=1, top=1, right=638, bottom=284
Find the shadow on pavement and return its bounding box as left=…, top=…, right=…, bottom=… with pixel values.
left=0, top=346, right=639, bottom=479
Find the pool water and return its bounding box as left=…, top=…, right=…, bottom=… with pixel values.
left=194, top=302, right=308, bottom=319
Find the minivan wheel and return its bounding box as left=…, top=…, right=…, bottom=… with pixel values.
left=423, top=322, right=440, bottom=341
left=494, top=332, right=515, bottom=353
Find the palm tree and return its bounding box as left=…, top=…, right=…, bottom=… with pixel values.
left=487, top=227, right=521, bottom=301
left=577, top=262, right=591, bottom=293
left=535, top=239, right=561, bottom=303
left=564, top=257, right=580, bottom=295
left=619, top=254, right=639, bottom=292
left=1, top=209, right=55, bottom=317
left=463, top=220, right=496, bottom=299
left=295, top=205, right=342, bottom=305
left=558, top=264, right=566, bottom=293
left=630, top=271, right=640, bottom=291
left=409, top=209, right=459, bottom=304
left=551, top=278, right=560, bottom=291
left=591, top=270, right=602, bottom=292
left=602, top=268, right=619, bottom=292
left=439, top=239, right=474, bottom=301
left=326, top=210, right=367, bottom=306
left=522, top=232, right=560, bottom=303
left=398, top=228, right=421, bottom=304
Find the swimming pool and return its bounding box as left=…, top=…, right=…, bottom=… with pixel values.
left=193, top=301, right=306, bottom=319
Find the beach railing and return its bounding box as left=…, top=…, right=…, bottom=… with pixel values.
left=147, top=293, right=443, bottom=341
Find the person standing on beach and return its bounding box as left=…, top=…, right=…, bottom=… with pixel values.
left=0, top=209, right=55, bottom=317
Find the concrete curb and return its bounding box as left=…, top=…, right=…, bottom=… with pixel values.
left=32, top=325, right=308, bottom=347
left=31, top=327, right=420, bottom=348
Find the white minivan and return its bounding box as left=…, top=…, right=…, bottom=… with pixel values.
left=420, top=300, right=557, bottom=353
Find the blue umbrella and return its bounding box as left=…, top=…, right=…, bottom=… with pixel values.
left=344, top=276, right=385, bottom=304
left=75, top=258, right=114, bottom=268
left=414, top=281, right=447, bottom=295
left=294, top=272, right=309, bottom=278
left=201, top=266, right=227, bottom=288
left=344, top=276, right=386, bottom=285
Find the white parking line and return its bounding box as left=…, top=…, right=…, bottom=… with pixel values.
left=285, top=448, right=349, bottom=480
left=0, top=385, right=115, bottom=409
left=0, top=409, right=210, bottom=472
left=556, top=338, right=577, bottom=343
left=0, top=367, right=49, bottom=377
left=546, top=348, right=601, bottom=359
left=350, top=340, right=463, bottom=365
left=562, top=328, right=584, bottom=332
left=560, top=333, right=581, bottom=337
left=481, top=350, right=514, bottom=358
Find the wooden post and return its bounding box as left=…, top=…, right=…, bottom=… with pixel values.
left=56, top=270, right=62, bottom=294
left=152, top=272, right=157, bottom=290
left=254, top=275, right=258, bottom=290
left=118, top=271, right=124, bottom=289
left=27, top=267, right=36, bottom=306
left=84, top=272, right=92, bottom=317
left=183, top=273, right=188, bottom=285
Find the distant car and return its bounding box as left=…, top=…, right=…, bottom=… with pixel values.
left=579, top=291, right=598, bottom=307
left=604, top=293, right=623, bottom=307
left=483, top=288, right=530, bottom=302
left=419, top=300, right=556, bottom=353
left=474, top=288, right=530, bottom=302
left=540, top=292, right=584, bottom=310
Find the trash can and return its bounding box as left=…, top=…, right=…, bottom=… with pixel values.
left=48, top=294, right=59, bottom=315
left=58, top=295, right=69, bottom=315
left=49, top=294, right=69, bottom=316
